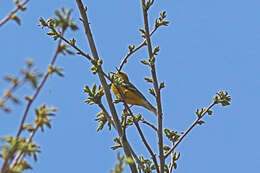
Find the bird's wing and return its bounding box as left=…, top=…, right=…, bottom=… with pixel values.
left=122, top=81, right=148, bottom=102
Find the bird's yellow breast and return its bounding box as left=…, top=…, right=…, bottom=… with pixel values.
left=111, top=84, right=144, bottom=106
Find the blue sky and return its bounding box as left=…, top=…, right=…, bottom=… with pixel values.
left=1, top=0, right=260, bottom=172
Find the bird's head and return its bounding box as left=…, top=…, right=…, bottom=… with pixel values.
left=112, top=71, right=129, bottom=82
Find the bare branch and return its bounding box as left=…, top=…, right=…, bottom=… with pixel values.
left=141, top=118, right=157, bottom=131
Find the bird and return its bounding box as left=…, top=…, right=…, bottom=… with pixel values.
left=111, top=71, right=157, bottom=116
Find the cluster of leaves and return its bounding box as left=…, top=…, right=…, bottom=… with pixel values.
left=142, top=0, right=154, bottom=11
left=38, top=8, right=80, bottom=57
left=84, top=84, right=104, bottom=105
left=155, top=11, right=169, bottom=28
left=83, top=84, right=113, bottom=131
left=124, top=113, right=142, bottom=127
left=90, top=58, right=103, bottom=74
left=111, top=138, right=122, bottom=150
left=163, top=129, right=181, bottom=170
left=164, top=129, right=181, bottom=145
left=7, top=0, right=28, bottom=26
left=196, top=90, right=231, bottom=125
left=0, top=105, right=57, bottom=173
left=39, top=8, right=78, bottom=37
left=0, top=136, right=39, bottom=173
left=0, top=59, right=41, bottom=113
left=168, top=151, right=180, bottom=170
left=214, top=90, right=231, bottom=106
left=0, top=7, right=74, bottom=172
left=138, top=156, right=156, bottom=173
left=140, top=45, right=159, bottom=67
left=94, top=111, right=109, bottom=131
left=34, top=104, right=57, bottom=131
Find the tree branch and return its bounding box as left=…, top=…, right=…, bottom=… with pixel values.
left=140, top=0, right=164, bottom=172
left=10, top=125, right=39, bottom=168
left=122, top=98, right=160, bottom=173
left=118, top=27, right=157, bottom=71
left=75, top=1, right=137, bottom=172
left=141, top=118, right=157, bottom=131
left=164, top=101, right=217, bottom=159
left=0, top=0, right=31, bottom=27
left=1, top=29, right=64, bottom=173
left=15, top=35, right=63, bottom=139
left=0, top=77, right=26, bottom=112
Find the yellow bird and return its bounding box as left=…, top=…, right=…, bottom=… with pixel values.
left=111, top=71, right=157, bottom=116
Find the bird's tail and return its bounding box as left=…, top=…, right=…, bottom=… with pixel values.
left=143, top=101, right=157, bottom=116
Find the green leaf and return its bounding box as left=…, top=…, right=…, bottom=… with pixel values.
left=159, top=82, right=165, bottom=89
left=195, top=108, right=202, bottom=118
left=97, top=58, right=103, bottom=66
left=173, top=162, right=177, bottom=169
left=90, top=65, right=98, bottom=74
left=46, top=31, right=56, bottom=36
left=160, top=11, right=167, bottom=19
left=29, top=74, right=37, bottom=88
left=163, top=145, right=170, bottom=151
left=83, top=85, right=90, bottom=93
left=135, top=113, right=142, bottom=121
left=143, top=0, right=154, bottom=10
left=111, top=138, right=122, bottom=150
left=140, top=60, right=150, bottom=66
left=149, top=56, right=155, bottom=65
left=148, top=88, right=155, bottom=97
left=70, top=23, right=78, bottom=30
left=10, top=14, right=21, bottom=25
left=92, top=83, right=97, bottom=94
left=207, top=110, right=213, bottom=115
left=175, top=152, right=181, bottom=160
left=39, top=17, right=47, bottom=26
left=153, top=46, right=160, bottom=55
left=197, top=120, right=205, bottom=125
left=70, top=38, right=76, bottom=45
left=128, top=45, right=135, bottom=52
left=23, top=124, right=35, bottom=132
left=214, top=90, right=231, bottom=106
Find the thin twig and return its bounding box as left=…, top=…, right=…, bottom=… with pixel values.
left=126, top=142, right=145, bottom=172
left=164, top=101, right=217, bottom=159
left=57, top=34, right=114, bottom=82
left=169, top=147, right=175, bottom=173
left=118, top=27, right=157, bottom=71
left=115, top=88, right=160, bottom=173
left=0, top=0, right=31, bottom=27
left=75, top=1, right=138, bottom=172
left=0, top=78, right=26, bottom=111
left=141, top=118, right=157, bottom=131
left=11, top=125, right=39, bottom=168
left=58, top=35, right=93, bottom=61
left=140, top=0, right=165, bottom=172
